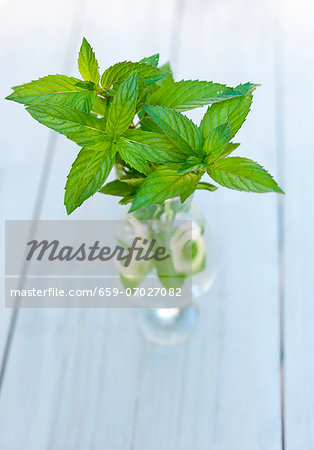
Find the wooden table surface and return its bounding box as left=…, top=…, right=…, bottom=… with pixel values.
left=0, top=0, right=313, bottom=448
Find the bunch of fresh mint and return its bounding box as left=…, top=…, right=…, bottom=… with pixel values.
left=6, top=38, right=283, bottom=215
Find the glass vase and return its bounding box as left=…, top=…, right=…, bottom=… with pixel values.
left=120, top=196, right=219, bottom=345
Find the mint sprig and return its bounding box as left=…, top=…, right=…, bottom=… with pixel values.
left=6, top=37, right=284, bottom=215
left=78, top=38, right=100, bottom=85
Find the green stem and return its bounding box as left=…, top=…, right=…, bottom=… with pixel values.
left=164, top=200, right=172, bottom=222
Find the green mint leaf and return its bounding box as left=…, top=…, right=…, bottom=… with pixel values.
left=9, top=74, right=82, bottom=97
left=6, top=75, right=96, bottom=112
left=124, top=129, right=187, bottom=163
left=119, top=174, right=145, bottom=184
left=91, top=95, right=108, bottom=119
left=140, top=54, right=160, bottom=67
left=156, top=62, right=174, bottom=87
left=129, top=165, right=201, bottom=212
left=135, top=60, right=173, bottom=112
left=200, top=93, right=253, bottom=139
left=207, top=157, right=284, bottom=193
left=138, top=62, right=174, bottom=107
left=196, top=182, right=218, bottom=192
left=142, top=105, right=203, bottom=157
left=78, top=37, right=100, bottom=84
left=76, top=134, right=111, bottom=149
left=137, top=115, right=162, bottom=133
left=234, top=82, right=259, bottom=95
left=177, top=156, right=206, bottom=174
left=119, top=196, right=136, bottom=205
left=99, top=179, right=136, bottom=197
left=215, top=142, right=240, bottom=161
left=204, top=122, right=231, bottom=164
left=65, top=138, right=116, bottom=214
left=49, top=90, right=96, bottom=112
left=180, top=178, right=201, bottom=202
left=106, top=72, right=138, bottom=136
left=118, top=137, right=150, bottom=175
left=26, top=104, right=107, bottom=142
left=101, top=61, right=168, bottom=91
left=146, top=62, right=174, bottom=96
left=75, top=80, right=95, bottom=90
left=146, top=80, right=254, bottom=112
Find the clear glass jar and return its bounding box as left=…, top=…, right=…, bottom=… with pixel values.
left=120, top=196, right=219, bottom=345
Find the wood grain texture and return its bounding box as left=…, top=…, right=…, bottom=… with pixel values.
left=0, top=0, right=288, bottom=448
left=281, top=0, right=314, bottom=448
